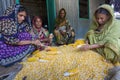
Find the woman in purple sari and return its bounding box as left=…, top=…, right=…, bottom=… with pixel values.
left=0, top=4, right=41, bottom=66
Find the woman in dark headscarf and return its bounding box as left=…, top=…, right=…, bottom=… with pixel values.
left=0, top=4, right=42, bottom=66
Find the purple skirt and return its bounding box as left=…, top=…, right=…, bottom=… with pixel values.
left=0, top=32, right=35, bottom=66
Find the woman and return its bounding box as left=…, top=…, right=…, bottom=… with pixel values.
left=0, top=4, right=42, bottom=66
left=31, top=16, right=53, bottom=50
left=54, top=8, right=75, bottom=45
left=79, top=4, right=120, bottom=63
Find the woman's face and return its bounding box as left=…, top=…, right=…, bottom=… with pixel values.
left=60, top=10, right=65, bottom=18
left=96, top=13, right=110, bottom=25
left=35, top=18, right=42, bottom=28
left=17, top=11, right=27, bottom=23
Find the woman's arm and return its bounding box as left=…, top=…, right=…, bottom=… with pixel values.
left=40, top=38, right=50, bottom=42
left=79, top=44, right=103, bottom=51
left=89, top=44, right=103, bottom=49
left=17, top=39, right=42, bottom=46
left=17, top=40, right=33, bottom=45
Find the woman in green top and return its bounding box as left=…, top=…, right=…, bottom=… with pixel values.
left=79, top=4, right=120, bottom=63
left=54, top=8, right=75, bottom=45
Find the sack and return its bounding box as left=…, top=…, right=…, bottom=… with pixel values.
left=105, top=66, right=120, bottom=80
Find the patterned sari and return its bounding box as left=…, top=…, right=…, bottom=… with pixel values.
left=0, top=4, right=35, bottom=66
left=31, top=16, right=50, bottom=50
left=54, top=18, right=75, bottom=45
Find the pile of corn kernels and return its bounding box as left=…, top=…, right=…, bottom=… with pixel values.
left=14, top=40, right=114, bottom=80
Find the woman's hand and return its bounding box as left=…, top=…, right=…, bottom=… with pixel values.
left=32, top=39, right=42, bottom=46
left=78, top=44, right=91, bottom=51
left=60, top=30, right=66, bottom=35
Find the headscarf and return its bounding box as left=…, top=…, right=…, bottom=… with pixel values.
left=89, top=4, right=114, bottom=31
left=85, top=4, right=120, bottom=63
left=86, top=4, right=116, bottom=45
left=32, top=16, right=49, bottom=39
left=0, top=4, right=31, bottom=35
left=55, top=8, right=67, bottom=27
left=0, top=4, right=31, bottom=44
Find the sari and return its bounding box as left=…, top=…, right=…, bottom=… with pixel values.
left=31, top=16, right=50, bottom=50
left=0, top=4, right=35, bottom=66
left=85, top=4, right=120, bottom=63
left=54, top=15, right=75, bottom=45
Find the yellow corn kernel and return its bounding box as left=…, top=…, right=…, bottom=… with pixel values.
left=45, top=47, right=58, bottom=51
left=34, top=53, right=42, bottom=58
left=32, top=50, right=40, bottom=55
left=27, top=57, right=39, bottom=62
left=75, top=39, right=85, bottom=45
left=46, top=51, right=61, bottom=55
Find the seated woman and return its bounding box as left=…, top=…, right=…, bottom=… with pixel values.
left=54, top=8, right=75, bottom=45
left=78, top=4, right=120, bottom=63
left=0, top=4, right=42, bottom=66
left=31, top=16, right=53, bottom=50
